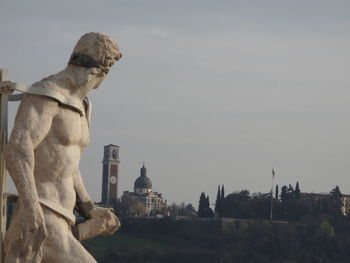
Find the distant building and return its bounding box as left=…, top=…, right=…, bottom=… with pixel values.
left=300, top=192, right=350, bottom=216
left=341, top=195, right=350, bottom=216
left=122, top=164, right=166, bottom=216
left=101, top=144, right=120, bottom=206
left=300, top=192, right=329, bottom=202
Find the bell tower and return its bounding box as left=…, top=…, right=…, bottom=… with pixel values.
left=101, top=144, right=120, bottom=206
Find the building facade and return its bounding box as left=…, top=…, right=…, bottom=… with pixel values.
left=101, top=144, right=120, bottom=206
left=341, top=195, right=350, bottom=216
left=122, top=164, right=166, bottom=216
left=301, top=192, right=350, bottom=216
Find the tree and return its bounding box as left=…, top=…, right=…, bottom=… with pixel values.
left=214, top=185, right=225, bottom=217
left=198, top=193, right=214, bottom=218
left=116, top=197, right=143, bottom=217
left=278, top=183, right=308, bottom=220
left=206, top=195, right=214, bottom=217
left=223, top=190, right=252, bottom=219
left=169, top=202, right=180, bottom=217
left=208, top=208, right=215, bottom=217
left=317, top=220, right=335, bottom=237
left=330, top=185, right=343, bottom=216
left=251, top=193, right=271, bottom=219
left=179, top=202, right=186, bottom=216
left=220, top=185, right=225, bottom=216
left=184, top=203, right=197, bottom=217
left=280, top=185, right=288, bottom=202
left=215, top=185, right=221, bottom=216
left=221, top=185, right=225, bottom=201
left=168, top=202, right=197, bottom=217
left=275, top=185, right=279, bottom=200
left=286, top=184, right=295, bottom=201
left=294, top=182, right=301, bottom=200
left=198, top=192, right=212, bottom=217
left=114, top=198, right=132, bottom=217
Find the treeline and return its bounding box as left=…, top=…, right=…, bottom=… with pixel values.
left=84, top=184, right=350, bottom=262
left=197, top=183, right=345, bottom=222
left=85, top=212, right=350, bottom=263
left=168, top=202, right=197, bottom=217
left=114, top=198, right=197, bottom=218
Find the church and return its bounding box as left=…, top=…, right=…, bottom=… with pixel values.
left=121, top=164, right=167, bottom=216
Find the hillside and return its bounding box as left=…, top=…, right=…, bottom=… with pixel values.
left=83, top=217, right=350, bottom=263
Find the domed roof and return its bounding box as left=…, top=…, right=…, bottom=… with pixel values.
left=134, top=164, right=152, bottom=189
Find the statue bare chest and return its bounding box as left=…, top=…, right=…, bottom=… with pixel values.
left=51, top=107, right=90, bottom=147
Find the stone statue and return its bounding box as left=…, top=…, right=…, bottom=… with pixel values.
left=3, top=32, right=122, bottom=263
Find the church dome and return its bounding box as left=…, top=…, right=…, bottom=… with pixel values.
left=134, top=164, right=152, bottom=189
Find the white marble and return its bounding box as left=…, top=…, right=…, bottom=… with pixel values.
left=4, top=33, right=121, bottom=263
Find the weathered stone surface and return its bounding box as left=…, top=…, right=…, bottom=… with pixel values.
left=4, top=33, right=121, bottom=263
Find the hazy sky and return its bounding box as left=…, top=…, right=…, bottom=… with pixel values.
left=1, top=0, right=350, bottom=206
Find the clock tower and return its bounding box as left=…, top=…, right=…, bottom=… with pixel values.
left=101, top=144, right=120, bottom=206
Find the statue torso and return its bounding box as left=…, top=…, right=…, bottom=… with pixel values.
left=34, top=98, right=90, bottom=211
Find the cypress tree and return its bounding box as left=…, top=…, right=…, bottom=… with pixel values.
left=206, top=195, right=210, bottom=216
left=215, top=185, right=221, bottom=216
left=330, top=185, right=343, bottom=216
left=221, top=185, right=225, bottom=217
left=198, top=192, right=207, bottom=217
left=206, top=195, right=215, bottom=217
left=294, top=182, right=301, bottom=200
left=287, top=184, right=295, bottom=200
left=275, top=184, right=279, bottom=200
left=280, top=185, right=287, bottom=202
left=221, top=185, right=225, bottom=201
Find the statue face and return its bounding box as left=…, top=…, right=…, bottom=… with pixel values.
left=86, top=68, right=107, bottom=90
left=92, top=74, right=106, bottom=90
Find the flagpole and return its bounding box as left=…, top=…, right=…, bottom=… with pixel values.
left=270, top=168, right=275, bottom=221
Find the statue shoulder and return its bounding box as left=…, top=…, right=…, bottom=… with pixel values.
left=18, top=94, right=59, bottom=118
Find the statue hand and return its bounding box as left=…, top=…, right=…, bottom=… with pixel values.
left=5, top=202, right=47, bottom=262
left=90, top=207, right=121, bottom=235
left=74, top=207, right=121, bottom=240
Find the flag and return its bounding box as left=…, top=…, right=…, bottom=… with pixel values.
left=272, top=169, right=275, bottom=179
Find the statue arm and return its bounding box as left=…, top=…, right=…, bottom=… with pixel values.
left=4, top=95, right=58, bottom=261
left=5, top=95, right=58, bottom=207
left=73, top=169, right=96, bottom=218
left=74, top=207, right=121, bottom=241
left=73, top=171, right=121, bottom=240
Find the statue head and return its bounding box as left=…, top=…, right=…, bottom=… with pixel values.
left=68, top=32, right=122, bottom=74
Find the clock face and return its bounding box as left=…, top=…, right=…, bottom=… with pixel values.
left=110, top=176, right=117, bottom=184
